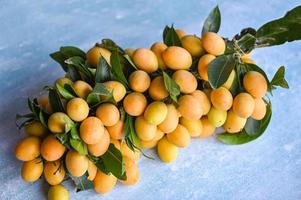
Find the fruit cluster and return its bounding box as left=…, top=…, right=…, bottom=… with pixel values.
left=14, top=5, right=297, bottom=199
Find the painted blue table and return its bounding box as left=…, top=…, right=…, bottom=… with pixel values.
left=0, top=1, right=300, bottom=199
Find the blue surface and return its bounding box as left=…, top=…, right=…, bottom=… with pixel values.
left=1, top=1, right=301, bottom=199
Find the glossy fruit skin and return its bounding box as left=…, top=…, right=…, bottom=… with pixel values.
left=66, top=98, right=89, bottom=122
left=166, top=124, right=191, bottom=147
left=198, top=54, right=216, bottom=81
left=207, top=107, right=227, bottom=127
left=129, top=70, right=151, bottom=92
left=48, top=112, right=70, bottom=134
left=233, top=93, right=255, bottom=118
left=175, top=29, right=186, bottom=38
left=252, top=98, right=266, bottom=120
left=88, top=129, right=110, bottom=157
left=199, top=117, right=216, bottom=138
left=94, top=170, right=117, bottom=194
left=151, top=42, right=168, bottom=69
left=120, top=157, right=140, bottom=185
left=243, top=71, right=267, bottom=98
left=177, top=95, right=203, bottom=120
left=86, top=46, right=111, bottom=67
left=144, top=101, right=168, bottom=125
left=210, top=87, right=233, bottom=111
left=48, top=184, right=69, bottom=200
left=162, top=46, right=192, bottom=70
left=44, top=160, right=65, bottom=185
left=135, top=116, right=157, bottom=141
left=87, top=160, right=97, bottom=181
left=132, top=48, right=158, bottom=73
left=158, top=104, right=179, bottom=133
left=107, top=120, right=124, bottom=140
left=148, top=76, right=169, bottom=101
left=123, top=92, right=147, bottom=116
left=21, top=158, right=43, bottom=182
left=172, top=70, right=197, bottom=94
left=121, top=141, right=141, bottom=160
left=73, top=80, right=92, bottom=99
left=103, top=81, right=126, bottom=102
left=191, top=90, right=211, bottom=115
left=41, top=135, right=66, bottom=161
left=180, top=117, right=203, bottom=137
left=157, top=136, right=178, bottom=163
left=181, top=35, right=205, bottom=57
left=202, top=32, right=225, bottom=56
left=24, top=121, right=47, bottom=137
left=15, top=136, right=41, bottom=161
left=80, top=117, right=104, bottom=144
left=65, top=150, right=89, bottom=177
left=55, top=77, right=73, bottom=87
left=96, top=103, right=120, bottom=126
left=223, top=109, right=247, bottom=133
left=222, top=70, right=235, bottom=89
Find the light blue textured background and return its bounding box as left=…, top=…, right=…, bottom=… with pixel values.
left=0, top=0, right=301, bottom=199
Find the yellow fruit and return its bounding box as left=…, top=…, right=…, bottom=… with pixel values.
left=198, top=54, right=216, bottom=81
left=199, top=117, right=216, bottom=138
left=94, top=171, right=117, bottom=194
left=207, top=107, right=227, bottom=127
left=140, top=139, right=158, bottom=149
left=88, top=129, right=110, bottom=157
left=21, top=158, right=43, bottom=182
left=48, top=184, right=69, bottom=200
left=166, top=124, right=191, bottom=147
left=80, top=117, right=104, bottom=144
left=110, top=139, right=121, bottom=150
left=73, top=80, right=92, bottom=99
left=233, top=93, right=255, bottom=118
left=48, top=112, right=70, bottom=134
left=41, top=135, right=65, bottom=161
left=103, top=81, right=126, bottom=102
left=135, top=116, right=157, bottom=141
left=24, top=121, right=47, bottom=137
left=202, top=32, right=225, bottom=56
left=37, top=95, right=49, bottom=111
left=15, top=136, right=41, bottom=161
left=191, top=90, right=211, bottom=115
left=125, top=48, right=135, bottom=58
left=132, top=48, right=158, bottom=73
left=44, top=160, right=65, bottom=185
left=129, top=70, right=151, bottom=92
left=86, top=46, right=111, bottom=67
left=107, top=120, right=124, bottom=140
left=66, top=98, right=89, bottom=122
left=120, top=157, right=139, bottom=185
left=172, top=70, right=197, bottom=94
left=222, top=70, right=235, bottom=89
left=123, top=92, right=147, bottom=116
left=121, top=141, right=141, bottom=160
left=243, top=71, right=267, bottom=98
left=148, top=76, right=169, bottom=101
left=150, top=42, right=167, bottom=69
left=144, top=101, right=168, bottom=125
left=223, top=110, right=247, bottom=133
left=154, top=128, right=165, bottom=141
left=175, top=29, right=186, bottom=38
left=158, top=104, right=179, bottom=133
left=162, top=46, right=192, bottom=70
left=157, top=136, right=178, bottom=163
left=87, top=160, right=97, bottom=181
left=210, top=87, right=233, bottom=111
left=241, top=54, right=255, bottom=64
left=252, top=98, right=266, bottom=120
left=180, top=117, right=203, bottom=137
left=96, top=103, right=120, bottom=126
left=65, top=150, right=89, bottom=177
left=181, top=35, right=205, bottom=57
left=55, top=77, right=73, bottom=87
left=177, top=95, right=203, bottom=120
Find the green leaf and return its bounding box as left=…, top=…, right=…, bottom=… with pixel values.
left=38, top=110, right=48, bottom=127
left=208, top=54, right=235, bottom=89
left=124, top=114, right=140, bottom=152
left=110, top=50, right=129, bottom=87
left=96, top=39, right=125, bottom=54
left=60, top=46, right=86, bottom=59
left=86, top=83, right=113, bottom=105
left=64, top=84, right=78, bottom=97
left=202, top=5, right=221, bottom=35
left=244, top=117, right=261, bottom=136
left=217, top=102, right=272, bottom=144
left=256, top=5, right=301, bottom=47
left=237, top=33, right=256, bottom=53
left=95, top=56, right=112, bottom=83
left=124, top=54, right=137, bottom=70
left=163, top=25, right=182, bottom=47
left=64, top=115, right=75, bottom=133
left=55, top=83, right=75, bottom=100
left=70, top=124, right=80, bottom=140
left=162, top=71, right=180, bottom=102
left=270, top=66, right=289, bottom=89
left=56, top=133, right=71, bottom=149
left=69, top=173, right=94, bottom=192
left=49, top=51, right=68, bottom=72
left=65, top=56, right=94, bottom=83
left=66, top=66, right=81, bottom=81
left=101, top=144, right=126, bottom=180
left=70, top=138, right=88, bottom=155
left=48, top=88, right=65, bottom=112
